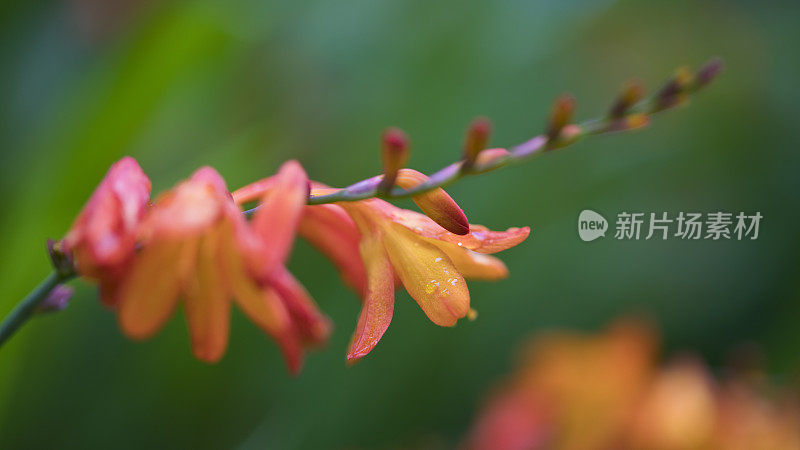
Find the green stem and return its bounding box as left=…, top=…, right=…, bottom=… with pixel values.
left=0, top=271, right=73, bottom=348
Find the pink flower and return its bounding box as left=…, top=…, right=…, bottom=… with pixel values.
left=114, top=162, right=329, bottom=369
left=62, top=157, right=151, bottom=305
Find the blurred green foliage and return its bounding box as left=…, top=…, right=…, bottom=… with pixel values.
left=1, top=0, right=799, bottom=448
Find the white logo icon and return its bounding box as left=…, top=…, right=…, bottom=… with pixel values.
left=578, top=209, right=608, bottom=242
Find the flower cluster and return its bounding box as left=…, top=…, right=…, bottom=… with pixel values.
left=39, top=58, right=722, bottom=371
left=60, top=152, right=527, bottom=371
left=464, top=320, right=800, bottom=450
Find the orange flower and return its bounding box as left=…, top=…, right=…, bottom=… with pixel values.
left=234, top=182, right=369, bottom=299
left=234, top=172, right=528, bottom=362
left=464, top=320, right=800, bottom=450
left=337, top=196, right=529, bottom=361
left=62, top=156, right=151, bottom=305
left=114, top=162, right=329, bottom=369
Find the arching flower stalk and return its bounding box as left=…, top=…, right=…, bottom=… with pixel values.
left=0, top=58, right=723, bottom=371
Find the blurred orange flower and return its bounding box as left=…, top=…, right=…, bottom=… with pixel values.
left=464, top=320, right=800, bottom=450
left=62, top=156, right=151, bottom=306
left=114, top=162, right=329, bottom=369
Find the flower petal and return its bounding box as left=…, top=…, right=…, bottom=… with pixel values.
left=395, top=169, right=469, bottom=235
left=219, top=230, right=303, bottom=373
left=347, top=230, right=395, bottom=362
left=382, top=222, right=469, bottom=326
left=182, top=229, right=230, bottom=363
left=144, top=173, right=224, bottom=239
left=64, top=156, right=151, bottom=277
left=298, top=204, right=367, bottom=297
left=389, top=207, right=530, bottom=254
left=450, top=225, right=530, bottom=253
left=251, top=160, right=309, bottom=278
left=231, top=177, right=275, bottom=205
left=423, top=238, right=509, bottom=281
left=271, top=267, right=331, bottom=346
left=116, top=239, right=188, bottom=339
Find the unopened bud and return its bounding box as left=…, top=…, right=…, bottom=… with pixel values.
left=693, top=57, right=724, bottom=89
left=653, top=66, right=693, bottom=112
left=378, top=128, right=409, bottom=193
left=47, top=239, right=76, bottom=278
left=473, top=148, right=510, bottom=173
left=609, top=79, right=645, bottom=118
left=604, top=114, right=650, bottom=133
left=36, top=284, right=74, bottom=314
left=395, top=169, right=469, bottom=235
left=466, top=308, right=478, bottom=321
left=549, top=124, right=583, bottom=150
left=547, top=94, right=576, bottom=142
left=463, top=117, right=492, bottom=169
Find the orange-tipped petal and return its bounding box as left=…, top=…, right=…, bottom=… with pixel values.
left=271, top=267, right=332, bottom=346
left=347, top=230, right=395, bottom=362
left=182, top=230, right=230, bottom=363
left=395, top=169, right=469, bottom=235
left=387, top=206, right=530, bottom=254
left=117, top=239, right=188, bottom=339
left=298, top=204, right=367, bottom=297
left=424, top=238, right=509, bottom=281
left=251, top=160, right=309, bottom=278
left=382, top=223, right=469, bottom=326
left=446, top=225, right=531, bottom=254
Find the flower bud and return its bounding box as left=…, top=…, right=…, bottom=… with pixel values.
left=604, top=114, right=650, bottom=133
left=36, top=284, right=74, bottom=314
left=693, top=57, right=724, bottom=89
left=463, top=117, right=492, bottom=169
left=47, top=239, right=76, bottom=278
left=547, top=93, right=576, bottom=142
left=378, top=127, right=409, bottom=193
left=653, top=66, right=693, bottom=112
left=549, top=124, right=583, bottom=150
left=473, top=148, right=510, bottom=173
left=609, top=79, right=645, bottom=118
left=395, top=169, right=469, bottom=235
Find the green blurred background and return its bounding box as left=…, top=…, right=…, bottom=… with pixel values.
left=1, top=0, right=799, bottom=448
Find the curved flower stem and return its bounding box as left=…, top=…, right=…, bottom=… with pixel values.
left=0, top=58, right=722, bottom=350
left=244, top=57, right=722, bottom=212
left=0, top=271, right=74, bottom=348
left=306, top=82, right=713, bottom=204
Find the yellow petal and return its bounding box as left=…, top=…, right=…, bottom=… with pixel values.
left=423, top=238, right=509, bottom=280
left=117, top=239, right=187, bottom=340
left=347, top=230, right=394, bottom=362
left=382, top=222, right=469, bottom=326
left=182, top=229, right=230, bottom=363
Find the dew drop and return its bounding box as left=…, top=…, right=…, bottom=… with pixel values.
left=424, top=280, right=439, bottom=294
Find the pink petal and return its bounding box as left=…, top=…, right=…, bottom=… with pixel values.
left=346, top=230, right=395, bottom=362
